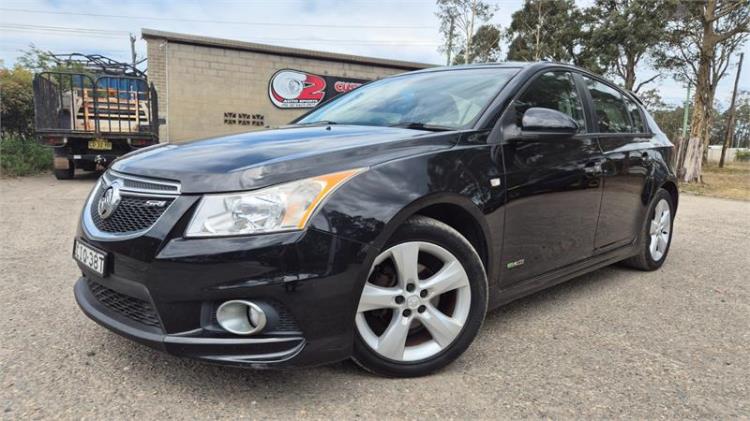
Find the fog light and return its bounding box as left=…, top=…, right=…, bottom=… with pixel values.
left=216, top=300, right=267, bottom=335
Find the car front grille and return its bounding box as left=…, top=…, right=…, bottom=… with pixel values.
left=88, top=279, right=162, bottom=328
left=89, top=171, right=179, bottom=235
left=90, top=186, right=173, bottom=233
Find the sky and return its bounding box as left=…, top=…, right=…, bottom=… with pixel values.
left=1, top=0, right=748, bottom=108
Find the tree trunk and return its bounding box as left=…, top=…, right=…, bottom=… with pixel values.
left=719, top=53, right=743, bottom=167
left=624, top=54, right=636, bottom=91
left=534, top=0, right=543, bottom=60
left=465, top=0, right=476, bottom=65
left=681, top=1, right=719, bottom=183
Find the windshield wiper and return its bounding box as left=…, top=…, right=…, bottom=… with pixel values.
left=389, top=122, right=455, bottom=132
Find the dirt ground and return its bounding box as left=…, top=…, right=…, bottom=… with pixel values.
left=1, top=174, right=748, bottom=419
left=679, top=161, right=750, bottom=201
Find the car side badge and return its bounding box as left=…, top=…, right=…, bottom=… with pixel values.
left=507, top=259, right=525, bottom=269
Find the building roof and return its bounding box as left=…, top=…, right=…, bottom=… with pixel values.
left=141, top=29, right=435, bottom=71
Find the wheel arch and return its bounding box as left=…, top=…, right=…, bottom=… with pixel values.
left=372, top=193, right=494, bottom=283
left=660, top=180, right=679, bottom=212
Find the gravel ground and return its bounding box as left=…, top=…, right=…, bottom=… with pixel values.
left=1, top=174, right=748, bottom=420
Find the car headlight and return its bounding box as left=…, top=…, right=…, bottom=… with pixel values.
left=185, top=168, right=364, bottom=237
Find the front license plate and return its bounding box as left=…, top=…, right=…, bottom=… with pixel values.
left=73, top=240, right=107, bottom=277
left=88, top=139, right=112, bottom=150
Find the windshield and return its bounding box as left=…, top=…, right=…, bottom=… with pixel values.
left=296, top=68, right=519, bottom=130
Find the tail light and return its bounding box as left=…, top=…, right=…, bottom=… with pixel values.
left=41, top=136, right=66, bottom=147
left=128, top=138, right=154, bottom=148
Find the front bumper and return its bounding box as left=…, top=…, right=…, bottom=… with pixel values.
left=74, top=278, right=306, bottom=366
left=74, top=224, right=373, bottom=368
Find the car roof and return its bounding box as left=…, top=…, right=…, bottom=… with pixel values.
left=403, top=62, right=644, bottom=105
left=406, top=61, right=565, bottom=73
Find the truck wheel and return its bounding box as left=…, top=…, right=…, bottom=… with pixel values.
left=53, top=159, right=75, bottom=180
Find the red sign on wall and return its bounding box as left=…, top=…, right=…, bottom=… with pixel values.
left=268, top=69, right=367, bottom=109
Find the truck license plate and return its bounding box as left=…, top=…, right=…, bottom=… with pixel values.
left=73, top=240, right=107, bottom=277
left=89, top=139, right=112, bottom=150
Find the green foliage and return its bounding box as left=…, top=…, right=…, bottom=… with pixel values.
left=452, top=24, right=502, bottom=64
left=1, top=45, right=91, bottom=139
left=736, top=150, right=750, bottom=161
left=505, top=0, right=589, bottom=66
left=653, top=1, right=749, bottom=88
left=652, top=106, right=688, bottom=141
left=0, top=66, right=35, bottom=137
left=711, top=92, right=750, bottom=147
left=0, top=135, right=52, bottom=177
left=16, top=45, right=59, bottom=73
left=436, top=0, right=496, bottom=65
left=584, top=0, right=678, bottom=92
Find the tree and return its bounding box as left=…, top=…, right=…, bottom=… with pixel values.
left=505, top=0, right=588, bottom=65
left=712, top=91, right=750, bottom=148
left=436, top=0, right=496, bottom=65
left=16, top=45, right=59, bottom=73
left=0, top=66, right=34, bottom=137
left=655, top=0, right=749, bottom=182
left=436, top=5, right=459, bottom=65
left=584, top=0, right=677, bottom=93
left=452, top=24, right=502, bottom=64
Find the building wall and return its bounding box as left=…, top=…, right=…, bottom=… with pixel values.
left=706, top=146, right=746, bottom=163
left=146, top=38, right=413, bottom=143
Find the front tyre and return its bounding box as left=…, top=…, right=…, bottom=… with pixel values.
left=352, top=216, right=488, bottom=377
left=622, top=188, right=675, bottom=271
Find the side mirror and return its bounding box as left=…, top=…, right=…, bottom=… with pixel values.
left=521, top=107, right=578, bottom=134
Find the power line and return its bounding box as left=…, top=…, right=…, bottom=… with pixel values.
left=0, top=23, right=129, bottom=35
left=0, top=23, right=439, bottom=46
left=0, top=7, right=436, bottom=30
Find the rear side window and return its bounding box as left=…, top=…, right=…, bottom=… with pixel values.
left=583, top=77, right=631, bottom=133
left=515, top=71, right=586, bottom=131
left=626, top=98, right=646, bottom=133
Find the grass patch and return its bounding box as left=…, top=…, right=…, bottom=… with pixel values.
left=680, top=161, right=750, bottom=201
left=0, top=135, right=52, bottom=177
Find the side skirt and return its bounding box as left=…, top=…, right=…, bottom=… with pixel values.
left=489, top=244, right=637, bottom=310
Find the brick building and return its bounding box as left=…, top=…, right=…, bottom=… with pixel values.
left=143, top=29, right=432, bottom=143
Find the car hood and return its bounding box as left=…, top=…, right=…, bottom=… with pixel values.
left=111, top=125, right=457, bottom=193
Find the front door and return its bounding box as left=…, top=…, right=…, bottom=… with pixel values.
left=498, top=70, right=603, bottom=285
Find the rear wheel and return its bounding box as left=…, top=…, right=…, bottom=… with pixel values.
left=352, top=216, right=487, bottom=377
left=53, top=159, right=75, bottom=180
left=622, top=188, right=674, bottom=271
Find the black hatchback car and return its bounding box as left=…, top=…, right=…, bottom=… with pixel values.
left=73, top=62, right=677, bottom=377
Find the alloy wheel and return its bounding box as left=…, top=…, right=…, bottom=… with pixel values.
left=649, top=198, right=671, bottom=261
left=355, top=241, right=471, bottom=362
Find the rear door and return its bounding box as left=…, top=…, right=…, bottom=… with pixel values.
left=581, top=76, right=653, bottom=251
left=499, top=70, right=604, bottom=285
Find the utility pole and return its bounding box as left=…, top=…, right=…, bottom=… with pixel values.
left=129, top=33, right=137, bottom=71
left=719, top=52, right=743, bottom=168
left=446, top=15, right=455, bottom=66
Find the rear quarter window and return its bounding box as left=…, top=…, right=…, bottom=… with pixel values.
left=625, top=98, right=646, bottom=133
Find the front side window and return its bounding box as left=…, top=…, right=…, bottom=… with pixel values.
left=514, top=71, right=586, bottom=131
left=296, top=68, right=519, bottom=130
left=584, top=77, right=632, bottom=133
